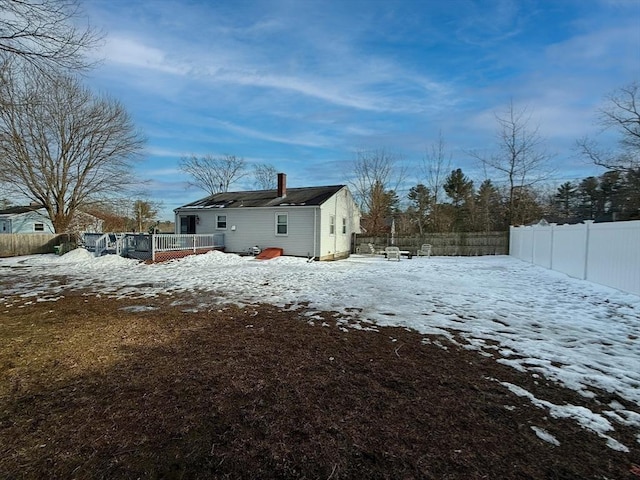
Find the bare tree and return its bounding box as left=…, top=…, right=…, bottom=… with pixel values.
left=349, top=148, right=406, bottom=234
left=0, top=0, right=102, bottom=73
left=470, top=101, right=553, bottom=226
left=252, top=163, right=278, bottom=190
left=0, top=68, right=145, bottom=232
left=133, top=199, right=159, bottom=232
left=180, top=154, right=247, bottom=195
left=578, top=81, right=640, bottom=172
left=420, top=131, right=451, bottom=231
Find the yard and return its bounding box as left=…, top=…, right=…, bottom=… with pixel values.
left=0, top=250, right=639, bottom=479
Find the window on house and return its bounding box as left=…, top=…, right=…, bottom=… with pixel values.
left=329, top=215, right=335, bottom=235
left=217, top=215, right=227, bottom=229
left=342, top=217, right=347, bottom=235
left=34, top=223, right=44, bottom=232
left=276, top=213, right=288, bottom=235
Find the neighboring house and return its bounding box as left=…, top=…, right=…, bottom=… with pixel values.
left=67, top=211, right=104, bottom=234
left=0, top=206, right=55, bottom=234
left=0, top=206, right=104, bottom=234
left=174, top=173, right=361, bottom=260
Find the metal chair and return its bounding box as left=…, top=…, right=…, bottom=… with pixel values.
left=385, top=246, right=401, bottom=261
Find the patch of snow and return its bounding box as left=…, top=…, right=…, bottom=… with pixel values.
left=502, top=382, right=629, bottom=452
left=119, top=305, right=159, bottom=312
left=530, top=426, right=560, bottom=446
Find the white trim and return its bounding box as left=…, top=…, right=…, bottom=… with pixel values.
left=216, top=214, right=227, bottom=230
left=275, top=212, right=288, bottom=236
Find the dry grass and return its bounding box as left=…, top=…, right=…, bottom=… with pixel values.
left=0, top=291, right=638, bottom=479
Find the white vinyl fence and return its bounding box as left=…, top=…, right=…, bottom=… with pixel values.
left=510, top=220, right=640, bottom=296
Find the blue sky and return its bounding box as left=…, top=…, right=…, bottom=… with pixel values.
left=82, top=0, right=640, bottom=220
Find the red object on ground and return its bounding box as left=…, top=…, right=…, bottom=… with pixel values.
left=255, top=247, right=284, bottom=260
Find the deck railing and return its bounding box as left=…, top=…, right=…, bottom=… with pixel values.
left=84, top=232, right=124, bottom=257
left=152, top=233, right=224, bottom=261
left=82, top=232, right=225, bottom=261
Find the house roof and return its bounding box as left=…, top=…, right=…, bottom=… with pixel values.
left=176, top=185, right=346, bottom=210
left=0, top=205, right=44, bottom=217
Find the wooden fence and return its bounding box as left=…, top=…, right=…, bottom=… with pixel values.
left=355, top=232, right=508, bottom=256
left=0, top=233, right=76, bottom=257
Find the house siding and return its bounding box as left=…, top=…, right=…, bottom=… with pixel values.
left=176, top=206, right=318, bottom=257
left=0, top=210, right=54, bottom=234
left=317, top=187, right=360, bottom=260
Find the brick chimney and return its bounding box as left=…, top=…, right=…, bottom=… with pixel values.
left=277, top=173, right=286, bottom=197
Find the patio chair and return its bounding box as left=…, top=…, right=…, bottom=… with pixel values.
left=368, top=243, right=383, bottom=255
left=417, top=244, right=432, bottom=258
left=385, top=246, right=401, bottom=261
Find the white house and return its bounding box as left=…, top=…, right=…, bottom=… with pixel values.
left=174, top=174, right=361, bottom=260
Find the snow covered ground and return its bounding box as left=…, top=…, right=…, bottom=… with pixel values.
left=1, top=249, right=639, bottom=451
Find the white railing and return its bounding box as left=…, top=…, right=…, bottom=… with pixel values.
left=87, top=233, right=123, bottom=257
left=82, top=232, right=225, bottom=261
left=152, top=233, right=224, bottom=260
left=153, top=233, right=224, bottom=252
left=510, top=220, right=640, bottom=296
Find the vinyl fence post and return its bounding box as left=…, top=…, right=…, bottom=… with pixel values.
left=583, top=220, right=593, bottom=280
left=151, top=233, right=156, bottom=262
left=549, top=223, right=556, bottom=270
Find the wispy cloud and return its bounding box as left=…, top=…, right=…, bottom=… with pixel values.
left=79, top=0, right=638, bottom=218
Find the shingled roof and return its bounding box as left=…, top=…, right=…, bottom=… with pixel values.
left=177, top=185, right=346, bottom=210
left=0, top=205, right=44, bottom=216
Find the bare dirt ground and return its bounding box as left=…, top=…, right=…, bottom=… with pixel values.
left=1, top=288, right=639, bottom=479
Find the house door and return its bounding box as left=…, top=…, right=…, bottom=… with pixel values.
left=180, top=215, right=197, bottom=234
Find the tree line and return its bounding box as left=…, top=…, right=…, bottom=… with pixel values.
left=352, top=89, right=639, bottom=235
left=381, top=166, right=640, bottom=237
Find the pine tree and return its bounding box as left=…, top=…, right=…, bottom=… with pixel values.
left=475, top=180, right=504, bottom=232
left=407, top=184, right=431, bottom=234
left=444, top=169, right=474, bottom=231
left=554, top=182, right=578, bottom=221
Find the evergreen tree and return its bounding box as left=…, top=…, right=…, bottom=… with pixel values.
left=577, top=177, right=601, bottom=220
left=620, top=168, right=640, bottom=220
left=407, top=184, right=431, bottom=234
left=475, top=180, right=504, bottom=232
left=444, top=169, right=474, bottom=206
left=554, top=181, right=578, bottom=220
left=599, top=171, right=624, bottom=220
left=444, top=168, right=474, bottom=231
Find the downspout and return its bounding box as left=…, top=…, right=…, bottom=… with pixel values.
left=333, top=194, right=338, bottom=258
left=313, top=207, right=317, bottom=260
